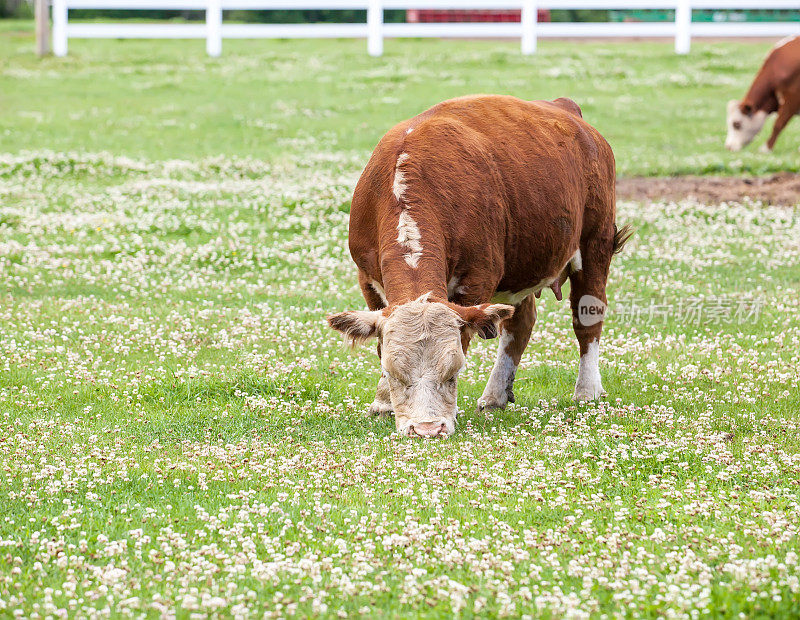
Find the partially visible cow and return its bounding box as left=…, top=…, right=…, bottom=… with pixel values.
left=328, top=95, right=630, bottom=438
left=726, top=35, right=800, bottom=152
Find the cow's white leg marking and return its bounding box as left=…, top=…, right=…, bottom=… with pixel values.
left=574, top=338, right=604, bottom=401
left=478, top=331, right=516, bottom=410
left=370, top=280, right=388, bottom=306
left=392, top=152, right=409, bottom=201
left=369, top=370, right=393, bottom=416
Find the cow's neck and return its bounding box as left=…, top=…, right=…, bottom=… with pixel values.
left=380, top=259, right=447, bottom=306
left=744, top=70, right=779, bottom=113
left=378, top=205, right=449, bottom=305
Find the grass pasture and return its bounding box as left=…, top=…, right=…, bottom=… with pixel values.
left=2, top=22, right=800, bottom=618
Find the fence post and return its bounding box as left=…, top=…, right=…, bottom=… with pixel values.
left=367, top=0, right=383, bottom=57
left=206, top=0, right=222, bottom=57
left=52, top=0, right=67, bottom=57
left=675, top=0, right=691, bottom=54
left=521, top=0, right=537, bottom=55
left=35, top=0, right=50, bottom=57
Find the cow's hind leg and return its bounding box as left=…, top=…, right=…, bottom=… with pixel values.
left=478, top=295, right=535, bottom=411
left=569, top=228, right=619, bottom=401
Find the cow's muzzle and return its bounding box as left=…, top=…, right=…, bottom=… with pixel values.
left=406, top=421, right=448, bottom=438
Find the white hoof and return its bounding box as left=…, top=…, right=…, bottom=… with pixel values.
left=574, top=339, right=604, bottom=402
left=759, top=143, right=773, bottom=154
left=477, top=391, right=510, bottom=411
left=573, top=384, right=605, bottom=402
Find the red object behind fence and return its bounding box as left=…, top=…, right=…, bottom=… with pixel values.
left=407, top=10, right=551, bottom=23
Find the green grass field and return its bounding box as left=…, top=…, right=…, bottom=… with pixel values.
left=1, top=21, right=800, bottom=618
left=3, top=19, right=800, bottom=175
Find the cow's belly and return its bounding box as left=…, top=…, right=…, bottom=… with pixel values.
left=490, top=249, right=582, bottom=306
left=491, top=277, right=555, bottom=305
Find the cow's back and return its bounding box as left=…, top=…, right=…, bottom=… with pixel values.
left=769, top=36, right=800, bottom=80
left=349, top=95, right=615, bottom=298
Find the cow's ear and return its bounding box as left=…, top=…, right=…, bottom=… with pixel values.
left=327, top=310, right=384, bottom=347
left=456, top=303, right=515, bottom=340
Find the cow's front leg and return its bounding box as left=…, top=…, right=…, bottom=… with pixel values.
left=478, top=295, right=535, bottom=411
left=368, top=369, right=393, bottom=417
left=356, top=270, right=392, bottom=417
left=764, top=95, right=800, bottom=152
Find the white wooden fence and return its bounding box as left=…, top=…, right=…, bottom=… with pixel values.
left=51, top=1, right=800, bottom=57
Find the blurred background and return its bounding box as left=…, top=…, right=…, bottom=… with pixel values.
left=3, top=2, right=799, bottom=24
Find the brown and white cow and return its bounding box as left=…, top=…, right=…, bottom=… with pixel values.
left=328, top=95, right=630, bottom=438
left=726, top=35, right=800, bottom=152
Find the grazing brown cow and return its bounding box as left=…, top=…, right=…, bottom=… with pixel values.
left=328, top=95, right=630, bottom=438
left=726, top=35, right=800, bottom=152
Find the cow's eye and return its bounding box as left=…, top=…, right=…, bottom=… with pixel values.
left=732, top=121, right=742, bottom=130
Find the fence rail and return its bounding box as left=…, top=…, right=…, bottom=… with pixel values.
left=50, top=1, right=800, bottom=57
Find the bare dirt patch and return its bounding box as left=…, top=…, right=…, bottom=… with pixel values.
left=617, top=173, right=800, bottom=207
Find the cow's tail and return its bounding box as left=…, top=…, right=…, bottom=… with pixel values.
left=612, top=224, right=633, bottom=256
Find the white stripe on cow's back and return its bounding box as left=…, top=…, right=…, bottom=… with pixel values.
left=393, top=152, right=423, bottom=269
left=392, top=152, right=409, bottom=201
left=397, top=211, right=423, bottom=268
left=774, top=35, right=797, bottom=50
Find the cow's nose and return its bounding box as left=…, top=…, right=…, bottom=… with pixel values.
left=408, top=421, right=446, bottom=438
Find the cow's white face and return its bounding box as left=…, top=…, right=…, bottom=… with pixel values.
left=380, top=301, right=464, bottom=437
left=725, top=100, right=769, bottom=151
left=328, top=298, right=513, bottom=438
